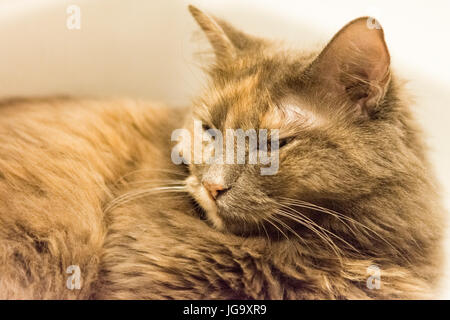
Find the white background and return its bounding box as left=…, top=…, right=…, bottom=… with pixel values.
left=0, top=0, right=449, bottom=298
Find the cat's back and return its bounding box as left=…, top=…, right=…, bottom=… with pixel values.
left=0, top=96, right=185, bottom=299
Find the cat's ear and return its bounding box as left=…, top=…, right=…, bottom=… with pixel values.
left=309, top=17, right=391, bottom=116
left=188, top=5, right=235, bottom=60
left=188, top=5, right=260, bottom=62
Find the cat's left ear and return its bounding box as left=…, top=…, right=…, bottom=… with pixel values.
left=308, top=17, right=391, bottom=117
left=188, top=5, right=260, bottom=62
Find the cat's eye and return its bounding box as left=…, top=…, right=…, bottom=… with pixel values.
left=202, top=123, right=211, bottom=131
left=278, top=137, right=293, bottom=148
left=257, top=137, right=293, bottom=152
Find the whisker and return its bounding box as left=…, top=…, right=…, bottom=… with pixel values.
left=264, top=217, right=289, bottom=241
left=275, top=209, right=343, bottom=261
left=278, top=202, right=357, bottom=249
left=277, top=206, right=359, bottom=254
left=278, top=197, right=409, bottom=263
left=104, top=186, right=187, bottom=213
left=260, top=220, right=271, bottom=242
left=269, top=214, right=311, bottom=249
left=280, top=198, right=358, bottom=236
left=282, top=198, right=378, bottom=232
left=280, top=197, right=384, bottom=239
left=114, top=168, right=188, bottom=185
left=276, top=207, right=335, bottom=245
left=126, top=180, right=186, bottom=186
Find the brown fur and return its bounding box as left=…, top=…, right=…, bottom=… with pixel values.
left=0, top=7, right=446, bottom=299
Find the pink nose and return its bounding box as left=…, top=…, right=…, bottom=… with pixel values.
left=202, top=181, right=226, bottom=200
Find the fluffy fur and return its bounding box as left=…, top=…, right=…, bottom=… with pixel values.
left=0, top=6, right=445, bottom=299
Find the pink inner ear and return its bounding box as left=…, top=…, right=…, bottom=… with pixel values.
left=311, top=17, right=391, bottom=113
left=325, top=18, right=390, bottom=82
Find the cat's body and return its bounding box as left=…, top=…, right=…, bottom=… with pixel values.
left=0, top=97, right=186, bottom=298
left=0, top=7, right=446, bottom=299
left=0, top=96, right=443, bottom=299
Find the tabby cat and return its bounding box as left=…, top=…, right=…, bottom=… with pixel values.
left=0, top=5, right=445, bottom=299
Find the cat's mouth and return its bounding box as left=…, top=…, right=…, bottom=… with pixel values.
left=185, top=175, right=270, bottom=236
left=185, top=175, right=225, bottom=230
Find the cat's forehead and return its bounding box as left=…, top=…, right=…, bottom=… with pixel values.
left=199, top=74, right=267, bottom=129
left=197, top=72, right=321, bottom=131
left=261, top=97, right=323, bottom=131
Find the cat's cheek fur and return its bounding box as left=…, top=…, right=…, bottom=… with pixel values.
left=185, top=175, right=224, bottom=230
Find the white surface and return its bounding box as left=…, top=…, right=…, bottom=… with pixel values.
left=0, top=0, right=449, bottom=298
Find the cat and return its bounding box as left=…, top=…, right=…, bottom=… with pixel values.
left=0, top=5, right=445, bottom=299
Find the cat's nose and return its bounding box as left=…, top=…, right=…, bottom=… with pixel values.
left=202, top=181, right=228, bottom=200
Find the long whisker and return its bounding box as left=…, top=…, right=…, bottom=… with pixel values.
left=276, top=206, right=336, bottom=246
left=275, top=209, right=343, bottom=261
left=280, top=197, right=358, bottom=236
left=114, top=168, right=188, bottom=185
left=105, top=189, right=187, bottom=214
left=278, top=202, right=358, bottom=250
left=126, top=180, right=186, bottom=186
left=280, top=197, right=381, bottom=234
left=105, top=189, right=187, bottom=213
left=104, top=185, right=187, bottom=213
left=279, top=197, right=409, bottom=263
left=269, top=214, right=311, bottom=250
left=109, top=185, right=186, bottom=204
left=260, top=220, right=271, bottom=242
left=280, top=197, right=384, bottom=240
left=264, top=216, right=289, bottom=241
left=277, top=205, right=360, bottom=254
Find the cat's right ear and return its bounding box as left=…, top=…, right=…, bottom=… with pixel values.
left=188, top=5, right=236, bottom=61
left=307, top=17, right=391, bottom=118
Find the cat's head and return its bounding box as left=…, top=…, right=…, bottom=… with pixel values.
left=182, top=5, right=396, bottom=236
